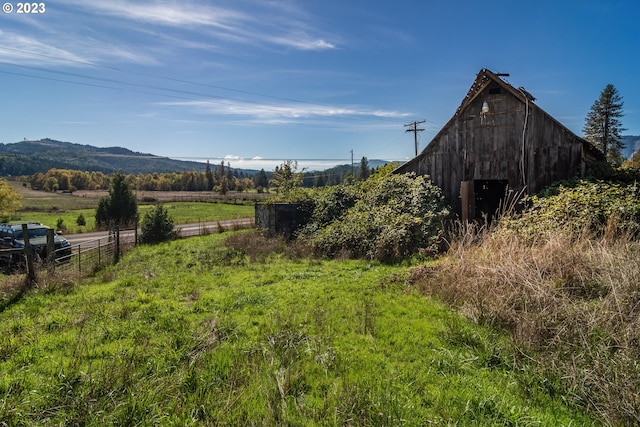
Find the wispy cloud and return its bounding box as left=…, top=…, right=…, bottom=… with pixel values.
left=0, top=31, right=87, bottom=65
left=0, top=30, right=157, bottom=67
left=59, top=0, right=337, bottom=52
left=159, top=99, right=410, bottom=124
left=63, top=0, right=245, bottom=29
left=267, top=35, right=336, bottom=51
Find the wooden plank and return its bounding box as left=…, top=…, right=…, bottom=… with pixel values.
left=460, top=181, right=474, bottom=222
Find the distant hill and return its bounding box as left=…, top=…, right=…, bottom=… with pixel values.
left=0, top=139, right=395, bottom=177
left=0, top=139, right=214, bottom=175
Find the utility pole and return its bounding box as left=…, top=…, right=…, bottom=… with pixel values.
left=350, top=149, right=354, bottom=177
left=404, top=120, right=425, bottom=156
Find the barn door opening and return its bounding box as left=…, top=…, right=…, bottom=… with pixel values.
left=474, top=180, right=508, bottom=221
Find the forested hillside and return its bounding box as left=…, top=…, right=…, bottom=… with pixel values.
left=0, top=138, right=208, bottom=175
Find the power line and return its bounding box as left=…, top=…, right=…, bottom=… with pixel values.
left=0, top=47, right=405, bottom=124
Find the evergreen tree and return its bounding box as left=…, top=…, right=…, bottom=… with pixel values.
left=358, top=156, right=370, bottom=180
left=139, top=204, right=177, bottom=244
left=583, top=84, right=627, bottom=164
left=226, top=167, right=235, bottom=191
left=205, top=160, right=214, bottom=190
left=95, top=173, right=138, bottom=228
left=217, top=161, right=225, bottom=181
left=254, top=169, right=269, bottom=189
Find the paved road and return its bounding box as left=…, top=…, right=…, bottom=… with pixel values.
left=64, top=218, right=255, bottom=246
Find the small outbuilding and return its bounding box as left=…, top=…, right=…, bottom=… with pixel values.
left=396, top=69, right=604, bottom=221
left=255, top=203, right=304, bottom=237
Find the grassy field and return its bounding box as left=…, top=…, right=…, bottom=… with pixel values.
left=0, top=231, right=595, bottom=425
left=7, top=181, right=254, bottom=232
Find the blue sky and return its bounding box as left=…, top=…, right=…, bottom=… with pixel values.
left=1, top=0, right=639, bottom=171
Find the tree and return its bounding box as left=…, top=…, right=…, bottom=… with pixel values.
left=95, top=173, right=138, bottom=228
left=270, top=160, right=303, bottom=195
left=76, top=213, right=86, bottom=227
left=254, top=169, right=269, bottom=190
left=0, top=178, right=22, bottom=221
left=216, top=176, right=229, bottom=195
left=583, top=84, right=627, bottom=164
left=205, top=160, right=214, bottom=190
left=139, top=204, right=177, bottom=244
left=358, top=156, right=370, bottom=180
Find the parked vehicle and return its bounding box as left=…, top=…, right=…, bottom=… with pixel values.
left=0, top=222, right=72, bottom=272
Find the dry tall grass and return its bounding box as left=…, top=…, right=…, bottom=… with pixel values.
left=412, top=221, right=640, bottom=425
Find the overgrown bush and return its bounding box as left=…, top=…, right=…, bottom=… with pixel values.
left=139, top=204, right=177, bottom=244
left=295, top=170, right=449, bottom=261
left=500, top=180, right=640, bottom=240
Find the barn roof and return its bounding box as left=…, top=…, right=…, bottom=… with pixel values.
left=454, top=68, right=536, bottom=117
left=398, top=68, right=603, bottom=173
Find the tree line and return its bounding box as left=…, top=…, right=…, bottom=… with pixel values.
left=27, top=161, right=260, bottom=193
left=25, top=157, right=377, bottom=194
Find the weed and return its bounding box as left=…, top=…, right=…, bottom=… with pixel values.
left=413, top=221, right=640, bottom=425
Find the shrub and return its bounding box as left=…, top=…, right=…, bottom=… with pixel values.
left=298, top=171, right=449, bottom=261
left=500, top=180, right=640, bottom=240
left=139, top=204, right=177, bottom=244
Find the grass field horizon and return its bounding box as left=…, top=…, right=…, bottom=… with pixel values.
left=5, top=180, right=255, bottom=233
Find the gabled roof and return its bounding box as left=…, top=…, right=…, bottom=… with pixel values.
left=454, top=68, right=535, bottom=117
left=399, top=68, right=603, bottom=170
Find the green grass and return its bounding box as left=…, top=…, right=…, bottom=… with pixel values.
left=7, top=181, right=254, bottom=232
left=0, top=232, right=595, bottom=425
left=10, top=202, right=254, bottom=233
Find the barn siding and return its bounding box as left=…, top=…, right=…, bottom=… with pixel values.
left=396, top=69, right=603, bottom=218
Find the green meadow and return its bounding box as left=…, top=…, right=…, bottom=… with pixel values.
left=0, top=231, right=594, bottom=425
left=12, top=202, right=254, bottom=233
left=8, top=180, right=254, bottom=233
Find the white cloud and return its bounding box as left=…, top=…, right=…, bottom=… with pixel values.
left=266, top=35, right=336, bottom=51
left=58, top=0, right=244, bottom=28
left=159, top=99, right=410, bottom=123
left=58, top=0, right=337, bottom=52
left=0, top=30, right=157, bottom=67
left=181, top=156, right=351, bottom=172
left=0, top=31, right=87, bottom=65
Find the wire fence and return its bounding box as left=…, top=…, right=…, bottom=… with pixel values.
left=1, top=218, right=256, bottom=281
left=0, top=234, right=121, bottom=281
left=54, top=235, right=120, bottom=278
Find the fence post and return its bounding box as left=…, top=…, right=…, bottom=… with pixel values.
left=21, top=224, right=36, bottom=284
left=77, top=245, right=82, bottom=276
left=114, top=226, right=120, bottom=264
left=46, top=228, right=55, bottom=273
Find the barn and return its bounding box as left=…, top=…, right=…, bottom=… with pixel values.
left=395, top=69, right=604, bottom=221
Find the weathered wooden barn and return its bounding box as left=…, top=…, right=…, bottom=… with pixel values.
left=396, top=69, right=603, bottom=221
